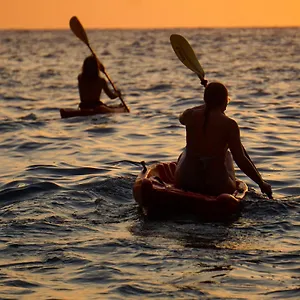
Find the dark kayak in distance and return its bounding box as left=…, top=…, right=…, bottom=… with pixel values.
left=60, top=105, right=128, bottom=118
left=133, top=161, right=248, bottom=221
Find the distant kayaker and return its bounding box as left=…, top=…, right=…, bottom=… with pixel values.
left=78, top=55, right=124, bottom=112
left=175, top=82, right=273, bottom=198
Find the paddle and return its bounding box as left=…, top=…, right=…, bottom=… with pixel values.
left=170, top=34, right=207, bottom=87
left=69, top=16, right=130, bottom=112
left=170, top=34, right=271, bottom=198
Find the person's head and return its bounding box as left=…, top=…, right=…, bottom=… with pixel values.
left=204, top=82, right=229, bottom=111
left=81, top=55, right=99, bottom=79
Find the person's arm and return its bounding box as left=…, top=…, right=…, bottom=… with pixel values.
left=228, top=119, right=273, bottom=198
left=102, top=78, right=121, bottom=100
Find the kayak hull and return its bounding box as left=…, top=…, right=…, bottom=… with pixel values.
left=60, top=106, right=127, bottom=119
left=133, top=162, right=248, bottom=221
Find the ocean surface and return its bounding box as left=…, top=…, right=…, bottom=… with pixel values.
left=0, top=27, right=299, bottom=299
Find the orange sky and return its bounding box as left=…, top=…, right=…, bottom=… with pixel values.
left=1, top=0, right=299, bottom=29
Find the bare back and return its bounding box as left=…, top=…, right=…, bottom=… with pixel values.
left=78, top=75, right=105, bottom=106
left=181, top=105, right=233, bottom=158
left=175, top=104, right=237, bottom=195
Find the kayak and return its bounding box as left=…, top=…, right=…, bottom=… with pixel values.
left=133, top=161, right=248, bottom=221
left=60, top=106, right=128, bottom=119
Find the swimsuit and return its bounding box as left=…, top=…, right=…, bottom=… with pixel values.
left=175, top=148, right=228, bottom=194
left=79, top=100, right=104, bottom=109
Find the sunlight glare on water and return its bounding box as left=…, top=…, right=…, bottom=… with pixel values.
left=0, top=27, right=299, bottom=299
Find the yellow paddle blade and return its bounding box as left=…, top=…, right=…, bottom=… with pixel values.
left=69, top=16, right=89, bottom=46
left=69, top=16, right=104, bottom=71
left=170, top=34, right=205, bottom=80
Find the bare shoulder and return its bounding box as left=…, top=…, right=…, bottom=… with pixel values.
left=187, top=105, right=205, bottom=117
left=225, top=116, right=240, bottom=136
left=192, top=104, right=205, bottom=110
left=179, top=108, right=194, bottom=125
left=222, top=114, right=237, bottom=126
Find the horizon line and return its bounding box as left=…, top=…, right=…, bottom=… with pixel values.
left=1, top=25, right=299, bottom=31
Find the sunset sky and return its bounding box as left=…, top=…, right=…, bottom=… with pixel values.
left=1, top=0, right=299, bottom=29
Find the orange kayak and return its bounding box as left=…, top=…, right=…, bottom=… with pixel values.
left=60, top=106, right=128, bottom=119
left=133, top=161, right=248, bottom=221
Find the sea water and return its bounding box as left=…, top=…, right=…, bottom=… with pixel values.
left=0, top=28, right=299, bottom=299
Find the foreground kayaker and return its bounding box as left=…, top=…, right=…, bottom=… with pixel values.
left=77, top=55, right=125, bottom=112
left=175, top=82, right=272, bottom=198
